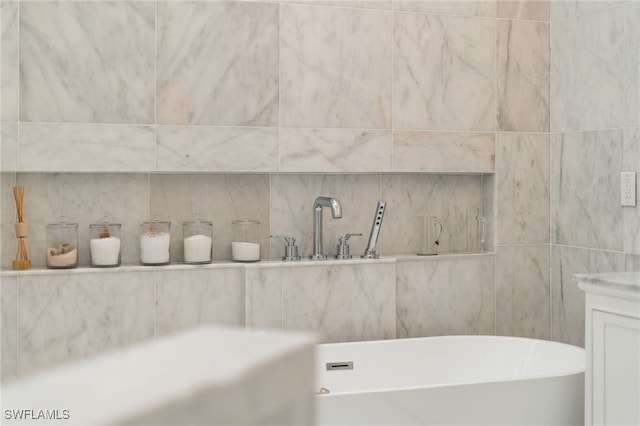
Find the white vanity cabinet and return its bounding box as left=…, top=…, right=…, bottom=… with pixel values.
left=576, top=273, right=640, bottom=426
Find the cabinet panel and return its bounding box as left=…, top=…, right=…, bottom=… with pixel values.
left=592, top=310, right=640, bottom=426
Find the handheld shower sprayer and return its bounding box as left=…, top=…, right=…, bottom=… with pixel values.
left=362, top=200, right=386, bottom=259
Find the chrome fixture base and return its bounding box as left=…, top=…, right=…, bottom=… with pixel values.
left=309, top=253, right=328, bottom=260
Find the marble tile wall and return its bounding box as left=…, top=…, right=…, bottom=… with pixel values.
left=549, top=1, right=640, bottom=345
left=2, top=255, right=498, bottom=379
left=6, top=0, right=615, bottom=377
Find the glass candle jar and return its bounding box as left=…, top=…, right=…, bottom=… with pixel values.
left=46, top=217, right=79, bottom=269
left=140, top=218, right=171, bottom=266
left=183, top=220, right=213, bottom=264
left=89, top=218, right=121, bottom=267
left=231, top=219, right=260, bottom=262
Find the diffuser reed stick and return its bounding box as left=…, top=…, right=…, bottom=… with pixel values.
left=12, top=186, right=31, bottom=270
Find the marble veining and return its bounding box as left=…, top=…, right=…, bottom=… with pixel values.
left=157, top=126, right=278, bottom=172
left=496, top=133, right=549, bottom=245
left=1, top=1, right=19, bottom=122
left=1, top=123, right=18, bottom=172
left=496, top=245, right=550, bottom=339
left=18, top=272, right=155, bottom=376
left=155, top=268, right=243, bottom=336
left=393, top=12, right=495, bottom=131
left=497, top=0, right=550, bottom=21
left=244, top=266, right=284, bottom=331
left=394, top=0, right=496, bottom=17
left=280, top=4, right=392, bottom=129
left=280, top=128, right=392, bottom=172
left=550, top=6, right=625, bottom=132
left=19, top=123, right=155, bottom=172
left=497, top=20, right=549, bottom=132
left=380, top=174, right=484, bottom=255
left=396, top=257, right=495, bottom=338
left=393, top=131, right=494, bottom=173
left=20, top=2, right=155, bottom=124
left=1, top=275, right=18, bottom=381
left=625, top=2, right=640, bottom=127
left=551, top=245, right=624, bottom=347
left=156, top=2, right=279, bottom=126
left=623, top=129, right=640, bottom=255
left=282, top=262, right=396, bottom=343
left=551, top=130, right=623, bottom=251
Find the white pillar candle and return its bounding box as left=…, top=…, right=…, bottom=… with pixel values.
left=232, top=241, right=260, bottom=262
left=90, top=237, right=121, bottom=266
left=140, top=232, right=170, bottom=265
left=184, top=234, right=212, bottom=263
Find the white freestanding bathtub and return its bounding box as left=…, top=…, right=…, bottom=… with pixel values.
left=316, top=335, right=585, bottom=426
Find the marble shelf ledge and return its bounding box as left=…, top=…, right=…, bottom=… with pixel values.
left=0, top=252, right=495, bottom=277
left=574, top=272, right=640, bottom=300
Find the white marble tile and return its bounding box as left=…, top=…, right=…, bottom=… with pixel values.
left=19, top=123, right=155, bottom=172
left=497, top=0, right=550, bottom=21
left=551, top=130, right=623, bottom=251
left=393, top=131, right=494, bottom=173
left=157, top=126, right=278, bottom=172
left=280, top=128, right=392, bottom=172
left=269, top=174, right=381, bottom=259
left=280, top=4, right=392, bottom=128
left=1, top=123, right=18, bottom=172
left=1, top=173, right=17, bottom=269
left=396, top=256, right=496, bottom=337
left=20, top=2, right=155, bottom=124
left=157, top=1, right=278, bottom=126
left=496, top=245, right=550, bottom=339
left=1, top=1, right=19, bottom=122
left=15, top=173, right=150, bottom=267
left=244, top=265, right=283, bottom=331
left=496, top=132, right=549, bottom=245
left=283, top=0, right=392, bottom=9
left=624, top=2, right=640, bottom=127
left=623, top=128, right=640, bottom=255
left=394, top=0, right=496, bottom=17
left=155, top=268, right=243, bottom=336
left=626, top=254, right=640, bottom=271
left=551, top=0, right=623, bottom=20
left=380, top=174, right=484, bottom=255
left=551, top=245, right=623, bottom=347
left=150, top=174, right=270, bottom=262
left=393, top=12, right=495, bottom=131
left=497, top=20, right=549, bottom=132
left=481, top=173, right=496, bottom=252
left=1, top=275, right=18, bottom=381
left=18, top=271, right=155, bottom=376
left=550, top=6, right=624, bottom=132
left=282, top=262, right=396, bottom=342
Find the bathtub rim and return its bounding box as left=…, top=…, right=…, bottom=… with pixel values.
left=316, top=334, right=585, bottom=397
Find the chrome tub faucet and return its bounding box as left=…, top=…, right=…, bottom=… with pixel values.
left=310, top=196, right=342, bottom=260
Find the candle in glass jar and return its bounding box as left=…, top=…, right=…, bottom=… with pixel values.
left=184, top=234, right=212, bottom=263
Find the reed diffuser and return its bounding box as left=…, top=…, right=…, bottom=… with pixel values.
left=12, top=186, right=31, bottom=270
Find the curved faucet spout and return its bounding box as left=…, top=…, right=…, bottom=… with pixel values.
left=314, top=196, right=342, bottom=219
left=311, top=196, right=342, bottom=260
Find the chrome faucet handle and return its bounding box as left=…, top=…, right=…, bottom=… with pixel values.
left=338, top=233, right=362, bottom=244
left=335, top=233, right=362, bottom=260
left=270, top=235, right=301, bottom=261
